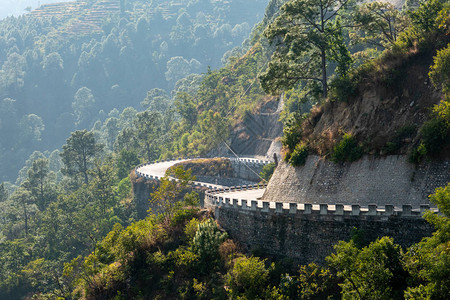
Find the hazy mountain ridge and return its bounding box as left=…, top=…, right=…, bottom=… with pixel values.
left=0, top=0, right=269, bottom=182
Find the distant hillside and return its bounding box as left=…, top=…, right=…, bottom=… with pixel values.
left=0, top=0, right=269, bottom=182
left=0, top=0, right=73, bottom=20
left=29, top=0, right=120, bottom=36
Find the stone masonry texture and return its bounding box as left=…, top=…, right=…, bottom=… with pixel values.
left=215, top=206, right=435, bottom=265
left=263, top=155, right=450, bottom=207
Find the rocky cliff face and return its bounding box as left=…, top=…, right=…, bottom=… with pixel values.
left=263, top=155, right=450, bottom=207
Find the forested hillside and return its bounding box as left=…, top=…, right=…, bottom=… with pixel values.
left=0, top=0, right=449, bottom=299
left=0, top=0, right=277, bottom=298
left=0, top=0, right=268, bottom=182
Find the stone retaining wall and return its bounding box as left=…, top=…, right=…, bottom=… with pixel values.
left=207, top=189, right=435, bottom=264
left=229, top=157, right=272, bottom=182
left=215, top=204, right=434, bottom=265
left=263, top=155, right=450, bottom=207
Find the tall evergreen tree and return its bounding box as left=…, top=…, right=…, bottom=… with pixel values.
left=260, top=0, right=354, bottom=98
left=60, top=130, right=104, bottom=185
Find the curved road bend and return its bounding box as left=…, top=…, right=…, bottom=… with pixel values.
left=136, top=159, right=424, bottom=212
left=136, top=158, right=268, bottom=194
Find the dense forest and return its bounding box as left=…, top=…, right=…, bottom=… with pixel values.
left=0, top=0, right=268, bottom=183
left=0, top=0, right=449, bottom=298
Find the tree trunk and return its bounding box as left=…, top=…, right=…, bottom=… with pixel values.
left=84, top=170, right=89, bottom=185
left=321, top=49, right=328, bottom=99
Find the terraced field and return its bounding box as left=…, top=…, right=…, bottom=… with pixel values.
left=29, top=0, right=120, bottom=36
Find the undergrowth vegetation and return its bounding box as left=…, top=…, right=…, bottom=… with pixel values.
left=331, top=133, right=364, bottom=163
left=60, top=183, right=450, bottom=300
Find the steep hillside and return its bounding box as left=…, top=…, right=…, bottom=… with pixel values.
left=263, top=0, right=450, bottom=206
left=302, top=50, right=445, bottom=157
left=264, top=44, right=450, bottom=205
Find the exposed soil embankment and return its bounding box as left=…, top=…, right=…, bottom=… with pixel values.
left=303, top=51, right=443, bottom=156
left=168, top=158, right=234, bottom=178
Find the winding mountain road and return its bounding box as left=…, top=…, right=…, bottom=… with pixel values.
left=135, top=157, right=268, bottom=199
left=135, top=157, right=435, bottom=214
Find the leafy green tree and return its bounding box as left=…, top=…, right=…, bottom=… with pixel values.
left=103, top=117, right=120, bottom=150
left=19, top=114, right=45, bottom=145
left=134, top=111, right=163, bottom=162
left=90, top=161, right=117, bottom=216
left=171, top=73, right=203, bottom=97
left=352, top=2, right=409, bottom=49
left=404, top=184, right=450, bottom=299
left=10, top=188, right=34, bottom=236
left=296, top=263, right=339, bottom=299
left=226, top=256, right=271, bottom=299
left=197, top=110, right=229, bottom=151
left=116, top=149, right=140, bottom=180
left=260, top=0, right=354, bottom=98
left=175, top=92, right=198, bottom=127
left=72, top=87, right=96, bottom=127
left=191, top=218, right=228, bottom=273
left=114, top=127, right=139, bottom=152
left=165, top=56, right=193, bottom=86
left=408, top=0, right=446, bottom=33
left=140, top=88, right=171, bottom=112
left=23, top=158, right=51, bottom=210
left=60, top=130, right=104, bottom=185
left=1, top=52, right=26, bottom=92
left=429, top=42, right=450, bottom=95
left=16, top=151, right=46, bottom=186
left=150, top=166, right=195, bottom=218
left=327, top=236, right=408, bottom=300
left=42, top=52, right=64, bottom=75
left=119, top=107, right=138, bottom=128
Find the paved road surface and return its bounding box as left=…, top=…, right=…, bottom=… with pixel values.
left=136, top=158, right=267, bottom=191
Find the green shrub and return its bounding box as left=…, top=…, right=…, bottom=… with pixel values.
left=408, top=143, right=427, bottom=164
left=116, top=176, right=131, bottom=200
left=289, top=143, right=309, bottom=166
left=433, top=98, right=450, bottom=126
left=331, top=133, right=363, bottom=162
left=282, top=113, right=303, bottom=151
left=329, top=75, right=357, bottom=102
left=429, top=43, right=450, bottom=93
left=183, top=191, right=200, bottom=207
left=191, top=219, right=228, bottom=273
left=171, top=208, right=199, bottom=228
left=383, top=141, right=400, bottom=155
left=226, top=256, right=271, bottom=299
left=327, top=237, right=407, bottom=300
left=284, top=151, right=292, bottom=162
left=260, top=162, right=276, bottom=181
left=184, top=218, right=200, bottom=242
left=420, top=117, right=448, bottom=155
